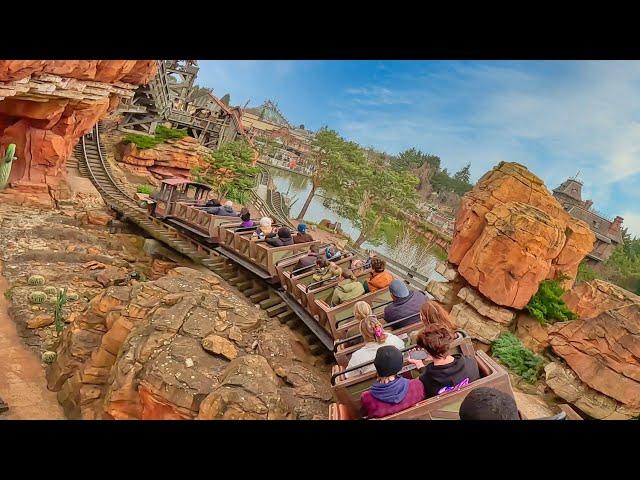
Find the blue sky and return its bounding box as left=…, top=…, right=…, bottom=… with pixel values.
left=198, top=60, right=640, bottom=237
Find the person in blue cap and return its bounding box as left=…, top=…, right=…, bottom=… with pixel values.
left=383, top=279, right=425, bottom=329
left=293, top=223, right=314, bottom=244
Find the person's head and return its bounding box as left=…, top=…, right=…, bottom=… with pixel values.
left=417, top=325, right=454, bottom=359
left=459, top=387, right=520, bottom=420
left=341, top=268, right=356, bottom=281
left=297, top=223, right=307, bottom=234
left=316, top=256, right=328, bottom=269
left=358, top=313, right=388, bottom=344
left=371, top=257, right=386, bottom=273
left=353, top=300, right=372, bottom=323
left=420, top=300, right=456, bottom=332
left=259, top=217, right=273, bottom=229
left=309, top=244, right=319, bottom=255
left=240, top=207, right=249, bottom=216
left=224, top=200, right=233, bottom=208
left=278, top=227, right=292, bottom=239
left=351, top=258, right=364, bottom=270
left=325, top=245, right=335, bottom=257
left=374, top=345, right=404, bottom=379
left=241, top=212, right=251, bottom=222
left=389, top=279, right=410, bottom=300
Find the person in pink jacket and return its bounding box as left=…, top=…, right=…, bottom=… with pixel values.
left=360, top=345, right=425, bottom=419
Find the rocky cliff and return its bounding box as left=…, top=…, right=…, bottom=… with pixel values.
left=46, top=267, right=331, bottom=420
left=448, top=162, right=595, bottom=309
left=0, top=60, right=157, bottom=205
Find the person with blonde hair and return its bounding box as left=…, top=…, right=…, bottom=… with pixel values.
left=345, top=301, right=405, bottom=378
left=253, top=217, right=275, bottom=240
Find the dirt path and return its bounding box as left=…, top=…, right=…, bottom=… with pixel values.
left=0, top=262, right=65, bottom=420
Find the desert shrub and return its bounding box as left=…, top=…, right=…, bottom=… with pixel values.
left=491, top=332, right=545, bottom=383
left=154, top=125, right=188, bottom=142
left=526, top=278, right=577, bottom=325
left=136, top=184, right=154, bottom=195
left=122, top=126, right=188, bottom=150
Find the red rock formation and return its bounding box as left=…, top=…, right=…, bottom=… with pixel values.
left=0, top=60, right=158, bottom=203
left=546, top=280, right=640, bottom=416
left=448, top=162, right=595, bottom=309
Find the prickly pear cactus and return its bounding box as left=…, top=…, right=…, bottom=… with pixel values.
left=28, top=275, right=46, bottom=286
left=0, top=144, right=16, bottom=190
left=66, top=291, right=79, bottom=302
left=30, top=291, right=47, bottom=304
left=41, top=351, right=57, bottom=364
left=44, top=286, right=58, bottom=295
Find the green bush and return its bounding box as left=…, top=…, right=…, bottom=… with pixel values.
left=526, top=278, right=577, bottom=325
left=576, top=260, right=597, bottom=283
left=122, top=126, right=188, bottom=150
left=492, top=332, right=545, bottom=383
left=136, top=184, right=154, bottom=195
left=154, top=125, right=188, bottom=142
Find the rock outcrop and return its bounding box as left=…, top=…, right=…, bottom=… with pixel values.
left=448, top=162, right=595, bottom=309
left=0, top=60, right=157, bottom=205
left=46, top=266, right=331, bottom=420
left=545, top=279, right=640, bottom=419
left=115, top=135, right=207, bottom=181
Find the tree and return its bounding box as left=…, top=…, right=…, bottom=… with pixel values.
left=295, top=128, right=355, bottom=221
left=392, top=148, right=441, bottom=172
left=325, top=149, right=419, bottom=248
left=453, top=163, right=471, bottom=184
left=192, top=140, right=258, bottom=205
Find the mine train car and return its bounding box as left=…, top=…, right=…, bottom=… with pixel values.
left=144, top=179, right=583, bottom=421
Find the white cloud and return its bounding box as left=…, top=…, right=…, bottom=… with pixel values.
left=621, top=211, right=640, bottom=238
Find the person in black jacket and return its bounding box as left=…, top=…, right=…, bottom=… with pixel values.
left=459, top=387, right=521, bottom=420
left=293, top=244, right=320, bottom=272
left=266, top=227, right=294, bottom=247
left=406, top=325, right=480, bottom=398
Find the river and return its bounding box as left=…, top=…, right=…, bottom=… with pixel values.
left=265, top=165, right=446, bottom=280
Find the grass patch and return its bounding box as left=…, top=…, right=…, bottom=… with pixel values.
left=526, top=277, right=577, bottom=325
left=3, top=286, right=15, bottom=301
left=491, top=332, right=545, bottom=384
left=123, top=125, right=188, bottom=150
left=136, top=184, right=154, bottom=195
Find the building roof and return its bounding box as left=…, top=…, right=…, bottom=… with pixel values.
left=566, top=205, right=623, bottom=244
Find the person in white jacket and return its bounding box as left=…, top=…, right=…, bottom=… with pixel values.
left=345, top=301, right=405, bottom=378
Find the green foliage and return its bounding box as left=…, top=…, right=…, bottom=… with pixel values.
left=30, top=291, right=47, bottom=304
left=492, top=332, right=545, bottom=383
left=576, top=260, right=597, bottom=283
left=603, top=227, right=640, bottom=294
left=526, top=279, right=577, bottom=325
left=194, top=140, right=257, bottom=204
left=44, top=286, right=58, bottom=296
left=54, top=288, right=68, bottom=335
left=136, top=184, right=154, bottom=195
left=392, top=148, right=441, bottom=172
left=3, top=286, right=15, bottom=301
left=123, top=126, right=188, bottom=150
left=430, top=168, right=473, bottom=196
left=42, top=351, right=57, bottom=365
left=28, top=275, right=45, bottom=286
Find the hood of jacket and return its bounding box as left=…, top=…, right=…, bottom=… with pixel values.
left=369, top=377, right=410, bottom=404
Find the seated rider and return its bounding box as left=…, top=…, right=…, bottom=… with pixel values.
left=364, top=258, right=393, bottom=293
left=360, top=345, right=425, bottom=419
left=293, top=223, right=314, bottom=244
left=345, top=301, right=405, bottom=378
left=294, top=244, right=320, bottom=272
left=253, top=217, right=275, bottom=240
left=330, top=268, right=365, bottom=306
left=406, top=325, right=480, bottom=399
left=266, top=227, right=294, bottom=247
left=239, top=210, right=255, bottom=228
left=459, top=387, right=521, bottom=420
left=325, top=244, right=342, bottom=261
left=383, top=279, right=426, bottom=329
left=312, top=257, right=342, bottom=282
left=206, top=200, right=237, bottom=216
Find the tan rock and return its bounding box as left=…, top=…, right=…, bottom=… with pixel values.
left=435, top=261, right=460, bottom=281
left=202, top=334, right=238, bottom=360
left=450, top=303, right=505, bottom=344
left=228, top=326, right=243, bottom=343
left=27, top=314, right=54, bottom=329
left=426, top=280, right=461, bottom=308
left=515, top=313, right=549, bottom=353
left=457, top=286, right=515, bottom=325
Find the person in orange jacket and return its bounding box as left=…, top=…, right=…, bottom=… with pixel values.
left=365, top=258, right=393, bottom=293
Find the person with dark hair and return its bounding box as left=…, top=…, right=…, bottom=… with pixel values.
left=330, top=268, right=365, bottom=306
left=294, top=244, right=320, bottom=272
left=360, top=345, right=425, bottom=419
left=239, top=210, right=255, bottom=228
left=312, top=257, right=342, bottom=282
left=365, top=258, right=393, bottom=293
left=383, top=279, right=425, bottom=329
left=293, top=223, right=314, bottom=244
left=459, top=387, right=521, bottom=420
left=206, top=200, right=238, bottom=216
left=266, top=227, right=294, bottom=247
left=407, top=325, right=480, bottom=398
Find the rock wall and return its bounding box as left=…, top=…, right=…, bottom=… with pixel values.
left=115, top=136, right=208, bottom=182
left=0, top=60, right=157, bottom=204
left=448, top=162, right=595, bottom=309
left=46, top=267, right=331, bottom=420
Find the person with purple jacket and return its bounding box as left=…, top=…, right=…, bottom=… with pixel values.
left=383, top=279, right=425, bottom=329
left=239, top=211, right=255, bottom=228
left=360, top=345, right=425, bottom=419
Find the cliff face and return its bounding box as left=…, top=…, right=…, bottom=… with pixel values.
left=0, top=60, right=157, bottom=204
left=448, top=162, right=595, bottom=309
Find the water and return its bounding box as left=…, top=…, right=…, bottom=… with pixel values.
left=266, top=166, right=445, bottom=280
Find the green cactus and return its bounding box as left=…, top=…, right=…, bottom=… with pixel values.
left=30, top=291, right=47, bottom=304
left=44, top=286, right=58, bottom=296
left=28, top=275, right=46, bottom=286
left=66, top=291, right=79, bottom=302
left=0, top=144, right=16, bottom=190
left=54, top=288, right=68, bottom=335
left=41, top=351, right=57, bottom=365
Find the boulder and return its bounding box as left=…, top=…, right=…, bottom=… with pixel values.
left=27, top=314, right=54, bottom=329
left=457, top=286, right=515, bottom=325
left=448, top=162, right=595, bottom=309
left=563, top=279, right=640, bottom=319
left=515, top=313, right=549, bottom=353
left=449, top=302, right=506, bottom=344
left=202, top=334, right=238, bottom=360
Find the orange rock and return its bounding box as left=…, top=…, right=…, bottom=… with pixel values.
left=139, top=384, right=194, bottom=420
left=449, top=162, right=595, bottom=308
left=27, top=314, right=54, bottom=329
